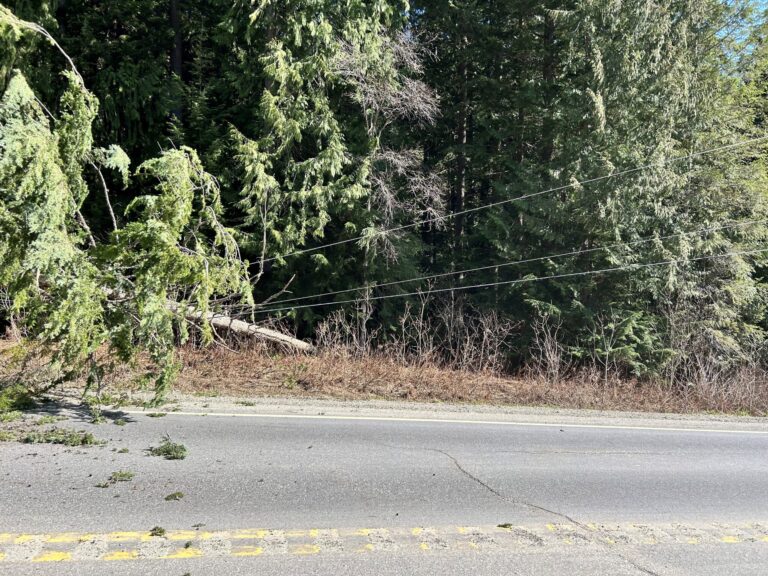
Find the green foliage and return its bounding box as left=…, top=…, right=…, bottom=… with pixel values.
left=0, top=385, right=34, bottom=413
left=109, top=470, right=134, bottom=482
left=0, top=8, right=253, bottom=404
left=35, top=415, right=65, bottom=425
left=0, top=410, right=22, bottom=423
left=22, top=428, right=100, bottom=446
left=411, top=0, right=768, bottom=378
left=95, top=470, right=134, bottom=487
left=4, top=1, right=768, bottom=395
left=148, top=438, right=187, bottom=460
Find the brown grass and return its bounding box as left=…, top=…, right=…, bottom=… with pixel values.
left=2, top=338, right=767, bottom=415
left=169, top=344, right=766, bottom=415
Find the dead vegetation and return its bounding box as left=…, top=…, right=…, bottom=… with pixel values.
left=163, top=343, right=766, bottom=415
left=3, top=304, right=768, bottom=416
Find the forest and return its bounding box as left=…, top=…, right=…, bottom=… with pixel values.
left=2, top=0, right=768, bottom=409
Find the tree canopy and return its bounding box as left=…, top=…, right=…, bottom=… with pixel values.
left=2, top=0, right=768, bottom=399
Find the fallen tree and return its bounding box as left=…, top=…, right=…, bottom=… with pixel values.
left=172, top=303, right=313, bottom=353
left=0, top=7, right=308, bottom=403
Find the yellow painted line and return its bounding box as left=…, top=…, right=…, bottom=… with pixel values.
left=4, top=522, right=768, bottom=564
left=123, top=410, right=768, bottom=435
left=105, top=532, right=144, bottom=542
left=232, top=529, right=270, bottom=540
left=47, top=533, right=95, bottom=544
left=103, top=550, right=139, bottom=561
left=14, top=535, right=39, bottom=544
left=32, top=551, right=72, bottom=562
left=140, top=533, right=160, bottom=542
left=165, top=547, right=203, bottom=559
left=233, top=546, right=263, bottom=557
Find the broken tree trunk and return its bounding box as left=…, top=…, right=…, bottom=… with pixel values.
left=168, top=302, right=314, bottom=353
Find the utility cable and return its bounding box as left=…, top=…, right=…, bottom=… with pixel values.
left=258, top=218, right=768, bottom=307
left=250, top=246, right=768, bottom=316
left=261, top=136, right=768, bottom=264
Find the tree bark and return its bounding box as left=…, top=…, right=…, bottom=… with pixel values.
left=454, top=51, right=468, bottom=249
left=168, top=302, right=314, bottom=353
left=170, top=0, right=184, bottom=120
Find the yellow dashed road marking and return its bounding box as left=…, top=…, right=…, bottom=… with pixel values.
left=105, top=532, right=143, bottom=542
left=45, top=533, right=86, bottom=544
left=165, top=547, right=203, bottom=559
left=14, top=535, right=38, bottom=544
left=32, top=551, right=72, bottom=562
left=232, top=546, right=263, bottom=557
left=1, top=522, right=766, bottom=563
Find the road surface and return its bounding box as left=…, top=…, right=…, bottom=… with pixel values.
left=1, top=398, right=768, bottom=575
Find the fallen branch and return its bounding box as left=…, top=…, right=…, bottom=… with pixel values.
left=169, top=302, right=314, bottom=353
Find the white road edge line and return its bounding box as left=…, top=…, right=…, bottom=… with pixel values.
left=122, top=410, right=768, bottom=435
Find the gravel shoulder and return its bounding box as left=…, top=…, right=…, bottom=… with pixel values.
left=59, top=390, right=768, bottom=432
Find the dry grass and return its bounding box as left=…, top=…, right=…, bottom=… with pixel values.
left=169, top=344, right=766, bottom=415
left=2, top=338, right=767, bottom=415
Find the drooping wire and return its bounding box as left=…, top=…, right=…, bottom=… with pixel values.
left=250, top=247, right=768, bottom=316
left=261, top=136, right=768, bottom=264
left=257, top=218, right=768, bottom=307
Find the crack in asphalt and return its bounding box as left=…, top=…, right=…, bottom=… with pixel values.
left=426, top=447, right=663, bottom=576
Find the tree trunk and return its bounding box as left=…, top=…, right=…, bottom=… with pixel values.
left=540, top=12, right=556, bottom=164
left=170, top=0, right=183, bottom=120
left=168, top=302, right=314, bottom=352
left=454, top=52, right=469, bottom=250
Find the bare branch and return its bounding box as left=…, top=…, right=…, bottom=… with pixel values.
left=89, top=161, right=118, bottom=232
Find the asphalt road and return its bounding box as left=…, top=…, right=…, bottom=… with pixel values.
left=2, top=398, right=768, bottom=575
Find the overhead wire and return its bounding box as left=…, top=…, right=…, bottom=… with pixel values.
left=257, top=218, right=768, bottom=307
left=249, top=246, right=768, bottom=316
left=261, top=136, right=768, bottom=264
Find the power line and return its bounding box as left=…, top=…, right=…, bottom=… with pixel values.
left=259, top=218, right=768, bottom=307
left=251, top=247, right=768, bottom=316
left=262, top=136, right=768, bottom=264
